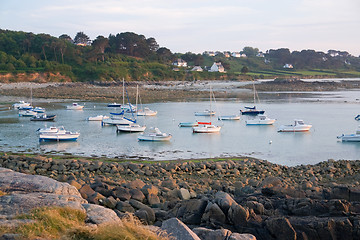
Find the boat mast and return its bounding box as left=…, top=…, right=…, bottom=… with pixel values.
left=253, top=81, right=256, bottom=104
left=122, top=78, right=125, bottom=106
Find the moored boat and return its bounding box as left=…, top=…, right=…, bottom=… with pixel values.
left=39, top=131, right=80, bottom=142
left=195, top=109, right=216, bottom=116
left=87, top=115, right=110, bottom=121
left=33, top=107, right=46, bottom=113
left=179, top=121, right=199, bottom=127
left=107, top=103, right=122, bottom=107
left=278, top=119, right=312, bottom=132
left=137, top=107, right=157, bottom=116
left=245, top=114, right=276, bottom=125
left=337, top=126, right=360, bottom=142
left=102, top=117, right=134, bottom=126
left=19, top=110, right=37, bottom=117
left=218, top=115, right=240, bottom=120
left=240, top=106, right=265, bottom=115
left=192, top=122, right=221, bottom=133
left=66, top=103, right=84, bottom=110
left=13, top=101, right=31, bottom=109
left=116, top=124, right=146, bottom=133
left=138, top=127, right=171, bottom=141
left=30, top=114, right=56, bottom=121
left=37, top=126, right=60, bottom=134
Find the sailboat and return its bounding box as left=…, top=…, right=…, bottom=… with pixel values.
left=192, top=86, right=221, bottom=133
left=120, top=78, right=137, bottom=113
left=240, top=80, right=265, bottom=115
left=103, top=79, right=137, bottom=126
left=116, top=85, right=146, bottom=133
left=137, top=86, right=157, bottom=116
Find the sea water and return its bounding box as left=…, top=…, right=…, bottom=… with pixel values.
left=0, top=90, right=360, bottom=166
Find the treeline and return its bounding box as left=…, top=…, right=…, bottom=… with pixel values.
left=0, top=29, right=359, bottom=82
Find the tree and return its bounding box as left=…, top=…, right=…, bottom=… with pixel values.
left=146, top=37, right=159, bottom=52
left=59, top=34, right=73, bottom=43
left=156, top=47, right=173, bottom=63
left=241, top=66, right=249, bottom=74
left=92, top=35, right=109, bottom=62
left=242, top=46, right=259, bottom=57
left=74, top=32, right=90, bottom=45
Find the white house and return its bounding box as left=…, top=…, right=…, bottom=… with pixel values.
left=283, top=64, right=294, bottom=69
left=231, top=52, right=241, bottom=58
left=209, top=62, right=225, bottom=72
left=191, top=66, right=203, bottom=72
left=172, top=59, right=187, bottom=67
left=256, top=52, right=265, bottom=57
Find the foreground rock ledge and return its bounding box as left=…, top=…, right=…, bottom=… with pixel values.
left=0, top=166, right=255, bottom=240
left=1, top=153, right=360, bottom=240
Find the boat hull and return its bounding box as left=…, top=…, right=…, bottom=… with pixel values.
left=246, top=119, right=276, bottom=125
left=138, top=135, right=172, bottom=141
left=39, top=133, right=80, bottom=141
left=193, top=125, right=221, bottom=133
left=116, top=125, right=146, bottom=132
left=195, top=111, right=216, bottom=116
left=87, top=115, right=109, bottom=121
left=179, top=122, right=199, bottom=127
left=218, top=115, right=240, bottom=120
left=339, top=134, right=360, bottom=142
left=240, top=110, right=265, bottom=115
left=30, top=115, right=56, bottom=121
left=102, top=118, right=133, bottom=125
left=278, top=126, right=312, bottom=132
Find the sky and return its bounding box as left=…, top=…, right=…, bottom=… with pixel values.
left=1, top=0, right=360, bottom=56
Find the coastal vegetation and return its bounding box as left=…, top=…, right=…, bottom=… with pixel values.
left=1, top=29, right=360, bottom=83
left=1, top=206, right=169, bottom=240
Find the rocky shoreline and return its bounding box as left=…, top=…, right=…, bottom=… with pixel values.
left=1, top=153, right=360, bottom=239
left=2, top=79, right=360, bottom=104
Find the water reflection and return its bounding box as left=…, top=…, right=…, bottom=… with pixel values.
left=39, top=141, right=80, bottom=152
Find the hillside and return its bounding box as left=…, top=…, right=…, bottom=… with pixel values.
left=0, top=29, right=360, bottom=83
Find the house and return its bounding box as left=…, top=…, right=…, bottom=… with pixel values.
left=256, top=52, right=265, bottom=57
left=240, top=53, right=247, bottom=58
left=191, top=66, right=203, bottom=72
left=283, top=64, right=294, bottom=69
left=204, top=51, right=215, bottom=56
left=209, top=62, right=225, bottom=72
left=172, top=59, right=187, bottom=67
left=223, top=52, right=231, bottom=58
left=231, top=52, right=241, bottom=58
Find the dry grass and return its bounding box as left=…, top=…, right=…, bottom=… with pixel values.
left=66, top=214, right=170, bottom=240
left=15, top=207, right=87, bottom=239
left=1, top=207, right=170, bottom=240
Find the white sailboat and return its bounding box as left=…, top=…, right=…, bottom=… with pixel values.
left=116, top=85, right=146, bottom=133
left=193, top=86, right=221, bottom=133
left=137, top=86, right=157, bottom=116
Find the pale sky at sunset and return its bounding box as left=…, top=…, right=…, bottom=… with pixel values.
left=1, top=0, right=359, bottom=56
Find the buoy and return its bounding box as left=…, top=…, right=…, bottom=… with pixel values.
left=269, top=140, right=272, bottom=144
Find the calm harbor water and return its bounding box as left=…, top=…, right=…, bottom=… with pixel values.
left=1, top=89, right=360, bottom=166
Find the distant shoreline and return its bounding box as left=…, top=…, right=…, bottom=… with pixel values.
left=1, top=78, right=360, bottom=104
